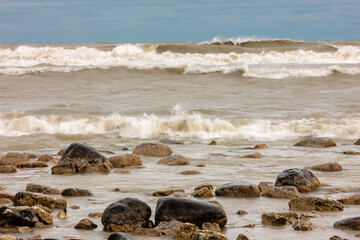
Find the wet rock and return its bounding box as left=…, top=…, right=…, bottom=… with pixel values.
left=241, top=223, right=255, bottom=228
left=0, top=206, right=53, bottom=227
left=61, top=188, right=93, bottom=197
left=57, top=208, right=67, bottom=218
left=294, top=137, right=336, bottom=148
left=133, top=143, right=172, bottom=157
left=262, top=186, right=301, bottom=199
left=191, top=230, right=228, bottom=240
left=155, top=196, right=227, bottom=227
left=292, top=219, right=317, bottom=231
left=114, top=169, right=131, bottom=174
left=0, top=165, right=17, bottom=173
left=28, top=234, right=42, bottom=240
left=209, top=141, right=218, bottom=145
left=16, top=161, right=48, bottom=168
left=32, top=206, right=53, bottom=224
left=240, top=152, right=263, bottom=158
left=307, top=162, right=342, bottom=172
left=173, top=222, right=199, bottom=240
left=0, top=198, right=12, bottom=205
left=338, top=195, right=360, bottom=205
left=71, top=205, right=80, bottom=209
left=195, top=185, right=214, bottom=191
left=0, top=235, right=17, bottom=240
left=17, top=226, right=32, bottom=234
left=88, top=212, right=102, bottom=218
left=152, top=189, right=185, bottom=197
left=152, top=220, right=183, bottom=236
left=201, top=222, right=221, bottom=232
left=37, top=154, right=54, bottom=162
left=26, top=183, right=61, bottom=195
left=258, top=182, right=273, bottom=193
left=192, top=187, right=214, bottom=198
left=133, top=228, right=162, bottom=237
left=215, top=182, right=260, bottom=197
left=51, top=142, right=112, bottom=175
left=255, top=144, right=268, bottom=149
left=74, top=218, right=98, bottom=230
left=0, top=153, right=29, bottom=165
left=195, top=163, right=206, bottom=167
left=157, top=154, right=190, bottom=165
left=275, top=168, right=320, bottom=192
left=170, top=192, right=188, bottom=197
left=107, top=154, right=142, bottom=168
left=288, top=197, right=343, bottom=211
left=57, top=149, right=66, bottom=156
left=160, top=139, right=184, bottom=145
left=329, top=236, right=348, bottom=240
left=181, top=170, right=201, bottom=175
left=343, top=151, right=360, bottom=155
left=13, top=192, right=67, bottom=209
left=102, top=197, right=151, bottom=232
left=236, top=234, right=249, bottom=240
left=261, top=212, right=298, bottom=226
left=107, top=232, right=134, bottom=240
left=355, top=139, right=360, bottom=145
left=0, top=191, right=15, bottom=201
left=236, top=210, right=248, bottom=215
left=334, top=217, right=360, bottom=230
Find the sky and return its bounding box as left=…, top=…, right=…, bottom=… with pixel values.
left=0, top=0, right=359, bottom=43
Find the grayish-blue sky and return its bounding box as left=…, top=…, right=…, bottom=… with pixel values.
left=0, top=0, right=359, bottom=43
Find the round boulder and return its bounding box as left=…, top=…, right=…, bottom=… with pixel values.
left=307, top=162, right=342, bottom=172
left=294, top=137, right=336, bottom=148
left=275, top=168, right=320, bottom=193
left=215, top=182, right=260, bottom=197
left=108, top=154, right=143, bottom=168
left=133, top=143, right=172, bottom=157
left=0, top=165, right=17, bottom=173
left=157, top=154, right=190, bottom=165
left=334, top=217, right=360, bottom=230
left=0, top=153, right=29, bottom=165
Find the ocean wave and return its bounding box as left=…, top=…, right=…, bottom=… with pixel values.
left=0, top=110, right=359, bottom=141
left=0, top=43, right=360, bottom=77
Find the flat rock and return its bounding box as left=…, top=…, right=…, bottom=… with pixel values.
left=61, top=188, right=93, bottom=197
left=107, top=232, right=134, bottom=240
left=102, top=197, right=151, bottom=232
left=275, top=168, right=320, bottom=193
left=262, top=186, right=301, bottom=199
left=239, top=152, right=262, bottom=158
left=289, top=197, right=343, bottom=211
left=108, top=154, right=143, bottom=168
left=343, top=151, right=360, bottom=155
left=13, top=192, right=67, bottom=209
left=192, top=187, right=214, bottom=198
left=261, top=212, right=298, bottom=226
left=16, top=161, right=48, bottom=168
left=0, top=191, right=15, bottom=201
left=292, top=219, right=317, bottom=231
left=173, top=222, right=199, bottom=240
left=0, top=165, right=17, bottom=173
left=334, top=217, right=360, bottom=230
left=0, top=153, right=29, bottom=165
left=74, top=218, right=98, bottom=230
left=153, top=189, right=185, bottom=197
left=26, top=183, right=61, bottom=195
left=155, top=196, right=227, bottom=228
left=254, top=144, right=268, bottom=149
left=338, top=195, right=360, bottom=205
left=307, top=162, right=342, bottom=172
left=181, top=170, right=201, bottom=175
left=157, top=154, right=190, bottom=165
left=215, top=182, right=260, bottom=197
left=133, top=143, right=172, bottom=157
left=355, top=139, right=360, bottom=145
left=0, top=206, right=53, bottom=227
left=191, top=230, right=228, bottom=240
left=294, top=137, right=336, bottom=147
left=37, top=154, right=54, bottom=162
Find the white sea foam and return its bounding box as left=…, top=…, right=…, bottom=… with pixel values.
left=0, top=44, right=360, bottom=77
left=0, top=110, right=359, bottom=141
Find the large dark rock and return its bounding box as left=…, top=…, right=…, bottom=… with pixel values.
left=102, top=198, right=151, bottom=232
left=0, top=206, right=53, bottom=227
left=51, top=142, right=112, bottom=174
left=294, top=137, right=336, bottom=148
left=155, top=196, right=227, bottom=228
left=334, top=217, right=360, bottom=230
left=108, top=233, right=133, bottom=240
left=61, top=188, right=93, bottom=197
left=275, top=168, right=320, bottom=192
left=0, top=153, right=29, bottom=165
left=133, top=143, right=173, bottom=157
left=288, top=197, right=343, bottom=211
left=215, top=182, right=260, bottom=197
left=13, top=192, right=67, bottom=209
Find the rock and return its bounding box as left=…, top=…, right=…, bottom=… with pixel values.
left=152, top=189, right=185, bottom=197
left=294, top=137, right=336, bottom=147
left=241, top=224, right=255, bottom=228
left=191, top=230, right=228, bottom=240
left=102, top=197, right=151, bottom=232
left=258, top=182, right=273, bottom=193
left=155, top=196, right=227, bottom=227
left=16, top=161, right=48, bottom=168
left=171, top=192, right=188, bottom=197
left=157, top=154, right=190, bottom=165
left=338, top=195, right=360, bottom=205
left=0, top=191, right=15, bottom=201
left=32, top=206, right=53, bottom=224
left=209, top=141, right=218, bottom=145
left=0, top=206, right=53, bottom=227
left=236, top=210, right=248, bottom=215
left=195, top=163, right=206, bottom=167
left=236, top=234, right=249, bottom=240
left=17, top=226, right=32, bottom=234
left=334, top=217, right=360, bottom=230
left=262, top=186, right=301, bottom=199
left=275, top=168, right=320, bottom=193
left=107, top=154, right=142, bottom=168
left=133, top=228, right=162, bottom=237
left=88, top=212, right=102, bottom=218
left=37, top=154, right=54, bottom=162
left=133, top=143, right=172, bottom=157
left=215, top=182, right=260, bottom=197
left=181, top=170, right=201, bottom=175
left=159, top=139, right=184, bottom=145
left=51, top=142, right=112, bottom=174
left=61, top=188, right=93, bottom=197
left=307, top=162, right=342, bottom=172
left=255, top=144, right=268, bottom=149
left=113, top=169, right=131, bottom=174
left=292, top=219, right=317, bottom=230
left=329, top=236, right=348, bottom=240
left=201, top=222, right=221, bottom=232
left=195, top=185, right=214, bottom=191
left=355, top=139, right=360, bottom=145
left=192, top=187, right=214, bottom=198
left=289, top=197, right=343, bottom=211
left=0, top=152, right=29, bottom=165
left=71, top=205, right=80, bottom=209
left=173, top=222, right=199, bottom=240
left=107, top=232, right=134, bottom=240
left=13, top=192, right=67, bottom=209
left=261, top=212, right=298, bottom=226
left=57, top=149, right=66, bottom=156
left=152, top=220, right=183, bottom=236
left=26, top=183, right=61, bottom=195
left=74, top=218, right=98, bottom=230
left=27, top=235, right=42, bottom=240
left=0, top=165, right=17, bottom=173
left=240, top=152, right=262, bottom=158
left=0, top=198, right=12, bottom=205
left=0, top=235, right=17, bottom=240
left=57, top=208, right=67, bottom=218
left=343, top=151, right=360, bottom=155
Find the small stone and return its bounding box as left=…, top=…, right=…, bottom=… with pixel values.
left=192, top=187, right=214, bottom=198
left=113, top=187, right=120, bottom=192
left=236, top=210, right=248, bottom=215
left=88, top=212, right=102, bottom=218
left=173, top=222, right=199, bottom=240
left=113, top=169, right=131, bottom=174
left=195, top=163, right=206, bottom=167
left=181, top=170, right=201, bottom=175
left=153, top=189, right=185, bottom=197
left=239, top=152, right=262, bottom=158
left=261, top=212, right=298, bottom=226
left=57, top=208, right=67, bottom=218
left=241, top=224, right=255, bottom=228
left=133, top=228, right=161, bottom=237
left=329, top=236, right=348, bottom=240
left=152, top=220, right=183, bottom=236
left=70, top=205, right=80, bottom=209
left=306, top=162, right=342, bottom=172
left=201, top=222, right=221, bottom=232
left=343, top=151, right=360, bottom=155
left=61, top=188, right=93, bottom=197
left=254, top=144, right=268, bottom=149
left=292, top=219, right=317, bottom=231
left=209, top=141, right=218, bottom=145
left=74, top=218, right=98, bottom=230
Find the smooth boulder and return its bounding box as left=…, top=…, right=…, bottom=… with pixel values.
left=307, top=162, right=342, bottom=172
left=133, top=143, right=172, bottom=157
left=334, top=217, right=360, bottom=230
left=215, top=182, right=260, bottom=197
left=288, top=197, right=343, bottom=211
left=275, top=168, right=320, bottom=192
left=108, top=154, right=143, bottom=168
left=262, top=186, right=301, bottom=199
left=157, top=154, right=190, bottom=165
left=155, top=196, right=227, bottom=227
left=0, top=153, right=29, bottom=165
left=294, top=137, right=336, bottom=147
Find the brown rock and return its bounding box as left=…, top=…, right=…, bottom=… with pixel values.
left=329, top=236, right=348, bottom=240
left=133, top=143, right=172, bottom=157
left=258, top=182, right=273, bottom=193
left=0, top=235, right=17, bottom=240
left=57, top=149, right=66, bottom=156
left=88, top=212, right=102, bottom=218
left=0, top=152, right=29, bottom=165
left=32, top=206, right=53, bottom=225
left=307, top=162, right=342, bottom=172
left=294, top=137, right=336, bottom=147
left=170, top=192, right=188, bottom=197
left=254, top=144, right=268, bottom=149
left=27, top=234, right=42, bottom=240
left=16, top=161, right=48, bottom=168
left=0, top=191, right=15, bottom=201
left=192, top=187, right=214, bottom=198
left=275, top=168, right=320, bottom=193
left=191, top=230, right=228, bottom=240
left=261, top=212, right=298, bottom=226
left=195, top=163, right=206, bottom=167
left=114, top=169, right=131, bottom=174
left=61, top=188, right=93, bottom=197
left=173, top=222, right=199, bottom=240
left=158, top=154, right=190, bottom=165
left=0, top=165, right=17, bottom=173
left=236, top=234, right=249, bottom=240
left=215, top=182, right=260, bottom=197
left=262, top=186, right=301, bottom=199
left=209, top=141, right=218, bottom=145
left=153, top=189, right=185, bottom=197
left=0, top=206, right=53, bottom=227
left=108, top=154, right=142, bottom=168
left=239, top=152, right=262, bottom=158
left=334, top=217, right=360, bottom=230
left=17, top=226, right=32, bottom=234
left=159, top=138, right=184, bottom=145
left=37, top=154, right=54, bottom=162
left=236, top=210, right=248, bottom=215
left=343, top=151, right=360, bottom=155
left=153, top=220, right=183, bottom=236
left=13, top=191, right=67, bottom=209
left=292, top=219, right=317, bottom=230
left=0, top=198, right=12, bottom=205
left=134, top=228, right=162, bottom=237
left=26, top=183, right=61, bottom=195
left=74, top=218, right=98, bottom=230
left=289, top=197, right=343, bottom=211
left=201, top=222, right=220, bottom=232
left=181, top=170, right=201, bottom=175
left=355, top=139, right=360, bottom=145
left=338, top=195, right=360, bottom=205
left=71, top=205, right=80, bottom=209
left=24, top=153, right=38, bottom=159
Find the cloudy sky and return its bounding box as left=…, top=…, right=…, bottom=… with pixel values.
left=0, top=0, right=359, bottom=43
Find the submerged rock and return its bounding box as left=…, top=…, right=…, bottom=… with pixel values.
left=292, top=219, right=317, bottom=231
left=108, top=154, right=143, bottom=168
left=215, top=182, right=260, bottom=197
left=288, top=197, right=343, bottom=211
left=254, top=144, right=269, bottom=149
left=26, top=183, right=61, bottom=195
left=334, top=217, right=360, bottom=230
left=37, top=154, right=54, bottom=162
left=338, top=195, right=360, bottom=205
left=153, top=189, right=185, bottom=197
left=133, top=143, right=172, bottom=157
left=275, top=168, right=320, bottom=192
left=157, top=154, right=190, bottom=165
left=262, top=186, right=301, bottom=199
left=191, top=230, right=228, bottom=240
left=306, top=162, right=342, bottom=172
left=261, top=212, right=298, bottom=226
left=0, top=153, right=29, bottom=165
left=155, top=196, right=227, bottom=228
left=74, top=218, right=98, bottom=230
left=294, top=137, right=336, bottom=148
left=0, top=165, right=17, bottom=173
left=239, top=152, right=263, bottom=158
left=61, top=188, right=93, bottom=197
left=192, top=187, right=214, bottom=198
left=13, top=191, right=67, bottom=209
left=16, top=161, right=48, bottom=168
